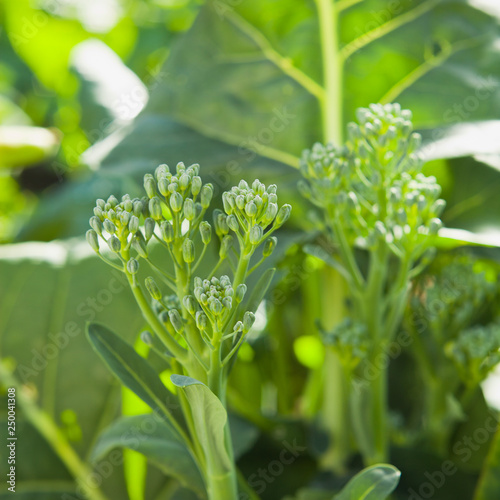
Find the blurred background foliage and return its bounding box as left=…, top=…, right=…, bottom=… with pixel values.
left=3, top=0, right=500, bottom=499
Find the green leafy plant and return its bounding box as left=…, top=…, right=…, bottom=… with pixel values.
left=85, top=162, right=291, bottom=499
left=405, top=253, right=500, bottom=453
left=299, top=103, right=445, bottom=466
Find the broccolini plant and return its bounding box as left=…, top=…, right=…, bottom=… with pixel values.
left=406, top=254, right=499, bottom=453
left=299, top=103, right=445, bottom=465
left=86, top=162, right=291, bottom=500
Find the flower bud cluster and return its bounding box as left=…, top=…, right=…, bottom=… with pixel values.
left=87, top=193, right=149, bottom=256
left=446, top=323, right=500, bottom=384
left=219, top=179, right=291, bottom=253
left=88, top=162, right=214, bottom=267
left=323, top=318, right=369, bottom=371
left=183, top=275, right=255, bottom=342
left=300, top=103, right=445, bottom=255
left=410, top=257, right=496, bottom=343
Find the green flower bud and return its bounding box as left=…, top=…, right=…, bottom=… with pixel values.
left=220, top=235, right=233, bottom=258
left=144, top=218, right=155, bottom=241
left=183, top=295, right=197, bottom=315
left=234, top=321, right=243, bottom=332
left=200, top=184, right=213, bottom=208
left=161, top=221, right=174, bottom=243
left=140, top=331, right=153, bottom=346
left=93, top=206, right=104, bottom=220
left=108, top=235, right=121, bottom=253
left=184, top=198, right=195, bottom=221
left=179, top=173, right=190, bottom=190
left=145, top=277, right=162, bottom=301
left=127, top=258, right=140, bottom=275
left=133, top=200, right=144, bottom=217
left=213, top=210, right=229, bottom=236
left=263, top=237, right=277, bottom=257
left=243, top=311, right=256, bottom=332
left=262, top=203, right=278, bottom=224
left=149, top=197, right=163, bottom=220
left=210, top=299, right=223, bottom=315
left=196, top=311, right=208, bottom=330
left=222, top=192, right=235, bottom=214
left=432, top=199, right=446, bottom=217
left=168, top=309, right=183, bottom=333
left=107, top=195, right=119, bottom=208
left=96, top=199, right=106, bottom=210
left=123, top=199, right=133, bottom=212
left=235, top=284, right=247, bottom=303
left=129, top=215, right=140, bottom=234
left=132, top=236, right=148, bottom=258
left=249, top=225, right=263, bottom=245
left=245, top=201, right=258, bottom=217
left=236, top=195, right=245, bottom=210
left=86, top=230, right=100, bottom=253
left=276, top=204, right=292, bottom=226
left=155, top=164, right=169, bottom=179
left=120, top=211, right=131, bottom=226
left=144, top=174, right=156, bottom=198
left=182, top=238, right=195, bottom=263
left=429, top=218, right=442, bottom=235
left=158, top=178, right=169, bottom=197
left=200, top=221, right=212, bottom=245
left=226, top=214, right=239, bottom=232
left=191, top=176, right=202, bottom=197
left=89, top=216, right=102, bottom=235
left=108, top=208, right=118, bottom=223
left=103, top=219, right=116, bottom=234
left=170, top=192, right=183, bottom=213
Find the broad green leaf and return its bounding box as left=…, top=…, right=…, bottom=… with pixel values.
left=171, top=375, right=232, bottom=473
left=334, top=464, right=401, bottom=500
left=0, top=126, right=60, bottom=169
left=0, top=240, right=143, bottom=497
left=17, top=116, right=294, bottom=240
left=91, top=414, right=206, bottom=497
left=86, top=323, right=186, bottom=433
left=21, top=0, right=500, bottom=240
left=121, top=337, right=152, bottom=500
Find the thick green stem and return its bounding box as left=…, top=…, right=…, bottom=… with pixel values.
left=316, top=0, right=343, bottom=144
left=366, top=358, right=388, bottom=464
left=320, top=268, right=352, bottom=473
left=205, top=322, right=239, bottom=500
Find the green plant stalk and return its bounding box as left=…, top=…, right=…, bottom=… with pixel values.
left=315, top=0, right=355, bottom=472
left=315, top=0, right=343, bottom=144
left=204, top=343, right=238, bottom=500
left=0, top=362, right=109, bottom=500
left=320, top=268, right=352, bottom=472
left=202, top=253, right=252, bottom=500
